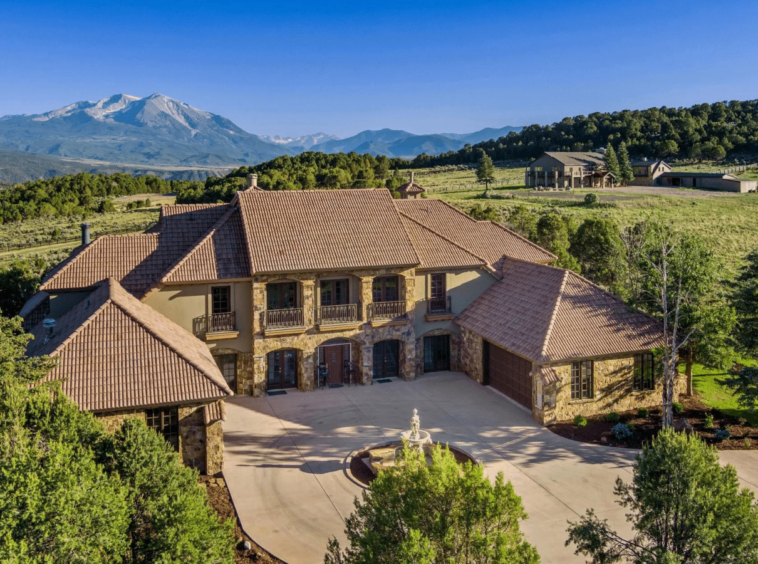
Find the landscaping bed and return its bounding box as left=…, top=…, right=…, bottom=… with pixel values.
left=200, top=476, right=285, bottom=564
left=548, top=395, right=758, bottom=450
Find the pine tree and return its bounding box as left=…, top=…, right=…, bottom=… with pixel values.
left=617, top=141, right=634, bottom=185
left=476, top=154, right=496, bottom=193
left=604, top=144, right=620, bottom=181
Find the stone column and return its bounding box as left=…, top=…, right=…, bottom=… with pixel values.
left=359, top=276, right=373, bottom=322
left=544, top=170, right=548, bottom=186
left=360, top=343, right=373, bottom=384
left=301, top=279, right=316, bottom=327
left=300, top=348, right=316, bottom=391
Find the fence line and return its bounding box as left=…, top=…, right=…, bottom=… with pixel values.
left=423, top=179, right=522, bottom=193
left=717, top=163, right=757, bottom=175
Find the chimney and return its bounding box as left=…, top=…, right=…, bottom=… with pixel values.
left=81, top=223, right=91, bottom=246
left=410, top=171, right=415, bottom=184
left=246, top=173, right=258, bottom=190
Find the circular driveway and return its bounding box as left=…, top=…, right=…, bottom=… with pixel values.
left=223, top=372, right=758, bottom=564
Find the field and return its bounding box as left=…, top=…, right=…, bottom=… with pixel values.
left=434, top=178, right=758, bottom=277
left=0, top=193, right=173, bottom=267
left=409, top=164, right=525, bottom=192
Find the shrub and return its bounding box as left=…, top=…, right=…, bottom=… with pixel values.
left=704, top=413, right=714, bottom=429
left=584, top=193, right=599, bottom=206
left=637, top=407, right=649, bottom=418
left=628, top=423, right=636, bottom=432
left=672, top=401, right=684, bottom=414
left=574, top=414, right=588, bottom=427
left=97, top=199, right=116, bottom=213
left=605, top=412, right=620, bottom=423
left=611, top=423, right=633, bottom=441
left=714, top=428, right=731, bottom=441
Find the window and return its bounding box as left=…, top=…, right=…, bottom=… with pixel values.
left=320, top=279, right=349, bottom=306
left=533, top=166, right=543, bottom=172
left=146, top=407, right=179, bottom=450
left=215, top=354, right=237, bottom=389
left=429, top=273, right=447, bottom=313
left=634, top=353, right=655, bottom=391
left=267, top=282, right=297, bottom=310
left=571, top=361, right=593, bottom=400
left=211, top=286, right=231, bottom=314
left=372, top=276, right=399, bottom=302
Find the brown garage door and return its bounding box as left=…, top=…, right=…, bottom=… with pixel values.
left=488, top=343, right=532, bottom=409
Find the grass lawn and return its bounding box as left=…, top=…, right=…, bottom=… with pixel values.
left=436, top=183, right=758, bottom=277
left=689, top=359, right=758, bottom=427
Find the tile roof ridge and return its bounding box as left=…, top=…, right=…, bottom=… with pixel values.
left=155, top=205, right=239, bottom=286
left=107, top=279, right=231, bottom=395
left=234, top=191, right=258, bottom=274
left=392, top=205, right=422, bottom=267
left=538, top=269, right=569, bottom=362
left=399, top=211, right=488, bottom=267
left=40, top=235, right=111, bottom=290
left=44, top=282, right=114, bottom=357
left=485, top=221, right=557, bottom=262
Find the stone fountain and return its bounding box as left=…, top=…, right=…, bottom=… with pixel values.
left=367, top=409, right=433, bottom=474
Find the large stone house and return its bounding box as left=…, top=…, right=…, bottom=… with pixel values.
left=21, top=187, right=673, bottom=471
left=525, top=151, right=671, bottom=189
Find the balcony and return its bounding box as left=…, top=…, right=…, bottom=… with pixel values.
left=195, top=312, right=238, bottom=341
left=263, top=307, right=306, bottom=335
left=367, top=300, right=407, bottom=327
left=425, top=295, right=454, bottom=321
left=316, top=303, right=361, bottom=331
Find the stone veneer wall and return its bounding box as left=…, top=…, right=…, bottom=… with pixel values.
left=96, top=402, right=224, bottom=474
left=458, top=326, right=483, bottom=383
left=241, top=267, right=418, bottom=397
left=532, top=355, right=685, bottom=426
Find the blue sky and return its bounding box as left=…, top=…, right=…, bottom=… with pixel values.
left=1, top=0, right=757, bottom=137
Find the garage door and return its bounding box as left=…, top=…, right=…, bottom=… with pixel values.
left=487, top=342, right=532, bottom=409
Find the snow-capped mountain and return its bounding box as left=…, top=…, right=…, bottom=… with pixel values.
left=0, top=93, right=295, bottom=167
left=259, top=132, right=340, bottom=149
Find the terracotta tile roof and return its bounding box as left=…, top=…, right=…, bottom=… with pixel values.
left=400, top=215, right=487, bottom=270
left=236, top=189, right=420, bottom=274
left=456, top=259, right=663, bottom=363
left=27, top=278, right=232, bottom=412
left=161, top=207, right=251, bottom=284
left=395, top=199, right=555, bottom=265
left=39, top=204, right=231, bottom=296
left=397, top=182, right=425, bottom=194
left=204, top=400, right=226, bottom=425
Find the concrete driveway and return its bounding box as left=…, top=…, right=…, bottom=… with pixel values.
left=223, top=372, right=758, bottom=564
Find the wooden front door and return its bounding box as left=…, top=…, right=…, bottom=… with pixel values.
left=423, top=335, right=450, bottom=373
left=488, top=344, right=532, bottom=409
left=320, top=344, right=349, bottom=384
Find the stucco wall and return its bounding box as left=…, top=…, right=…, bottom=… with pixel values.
left=144, top=281, right=252, bottom=353
left=413, top=269, right=495, bottom=337
left=48, top=291, right=90, bottom=319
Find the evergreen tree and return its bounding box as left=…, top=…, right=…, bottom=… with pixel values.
left=732, top=249, right=758, bottom=357
left=476, top=154, right=496, bottom=193
left=604, top=144, right=620, bottom=181
left=536, top=213, right=581, bottom=272
left=325, top=444, right=539, bottom=564
left=570, top=218, right=625, bottom=293
left=567, top=428, right=758, bottom=563
left=617, top=141, right=634, bottom=185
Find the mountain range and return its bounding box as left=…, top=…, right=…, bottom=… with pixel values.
left=0, top=93, right=521, bottom=183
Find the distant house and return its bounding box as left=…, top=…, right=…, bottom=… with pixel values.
left=659, top=172, right=757, bottom=193
left=630, top=158, right=671, bottom=186
left=396, top=172, right=425, bottom=199
left=525, top=152, right=615, bottom=189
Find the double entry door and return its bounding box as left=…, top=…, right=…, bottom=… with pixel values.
left=423, top=335, right=450, bottom=373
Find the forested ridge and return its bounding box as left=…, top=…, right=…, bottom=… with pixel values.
left=176, top=152, right=407, bottom=203
left=0, top=172, right=201, bottom=223
left=410, top=99, right=758, bottom=167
